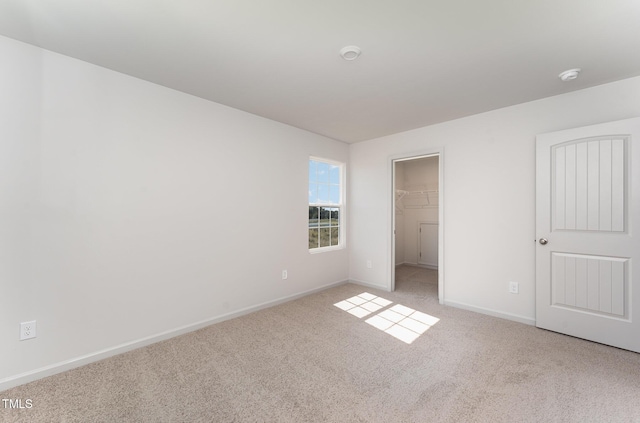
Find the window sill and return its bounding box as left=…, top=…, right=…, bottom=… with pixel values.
left=309, top=245, right=345, bottom=254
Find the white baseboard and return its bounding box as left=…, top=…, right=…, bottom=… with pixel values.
left=443, top=299, right=536, bottom=326
left=399, top=262, right=438, bottom=270
left=0, top=279, right=349, bottom=393
left=348, top=278, right=390, bottom=292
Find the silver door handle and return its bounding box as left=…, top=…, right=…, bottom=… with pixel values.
left=539, top=238, right=548, bottom=245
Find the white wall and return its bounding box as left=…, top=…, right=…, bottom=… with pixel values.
left=0, top=36, right=349, bottom=389
left=349, top=76, right=640, bottom=323
left=402, top=157, right=439, bottom=192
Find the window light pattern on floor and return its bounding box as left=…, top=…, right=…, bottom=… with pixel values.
left=334, top=292, right=440, bottom=344
left=334, top=292, right=392, bottom=318
left=365, top=304, right=439, bottom=344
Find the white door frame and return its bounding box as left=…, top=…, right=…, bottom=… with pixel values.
left=388, top=147, right=444, bottom=304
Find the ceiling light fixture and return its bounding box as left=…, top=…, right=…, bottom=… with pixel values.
left=340, top=45, right=361, bottom=61
left=559, top=68, right=581, bottom=82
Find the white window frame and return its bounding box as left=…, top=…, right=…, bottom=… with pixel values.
left=308, top=156, right=345, bottom=253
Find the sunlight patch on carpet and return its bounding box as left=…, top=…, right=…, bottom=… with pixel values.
left=334, top=292, right=392, bottom=318
left=334, top=293, right=440, bottom=344
left=367, top=305, right=439, bottom=344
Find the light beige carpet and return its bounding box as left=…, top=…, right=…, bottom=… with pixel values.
left=2, top=266, right=640, bottom=422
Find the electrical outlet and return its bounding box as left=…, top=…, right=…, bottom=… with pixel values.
left=509, top=281, right=519, bottom=294
left=367, top=260, right=372, bottom=269
left=20, top=320, right=37, bottom=341
left=282, top=270, right=288, bottom=280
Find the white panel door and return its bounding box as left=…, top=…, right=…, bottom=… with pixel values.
left=419, top=223, right=438, bottom=268
left=536, top=117, right=640, bottom=352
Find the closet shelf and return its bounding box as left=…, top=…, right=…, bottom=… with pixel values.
left=395, top=189, right=439, bottom=209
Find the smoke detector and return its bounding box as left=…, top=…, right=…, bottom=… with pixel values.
left=340, top=46, right=361, bottom=61
left=559, top=68, right=581, bottom=82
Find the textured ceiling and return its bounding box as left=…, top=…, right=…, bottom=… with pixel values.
left=1, top=0, right=640, bottom=143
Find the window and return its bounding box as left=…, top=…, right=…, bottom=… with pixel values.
left=308, top=158, right=343, bottom=250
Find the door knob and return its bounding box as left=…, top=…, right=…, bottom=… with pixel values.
left=539, top=238, right=548, bottom=245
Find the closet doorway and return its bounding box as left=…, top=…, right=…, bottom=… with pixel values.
left=391, top=152, right=443, bottom=303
